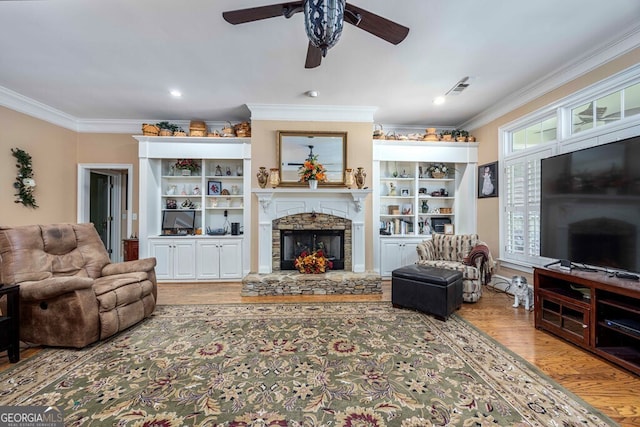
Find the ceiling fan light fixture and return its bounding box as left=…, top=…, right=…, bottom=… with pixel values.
left=304, top=0, right=346, bottom=57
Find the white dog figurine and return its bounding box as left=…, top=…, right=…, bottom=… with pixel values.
left=512, top=276, right=533, bottom=310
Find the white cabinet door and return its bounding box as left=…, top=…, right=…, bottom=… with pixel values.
left=196, top=240, right=222, bottom=279
left=380, top=240, right=405, bottom=276
left=380, top=239, right=421, bottom=277
left=219, top=239, right=242, bottom=279
left=403, top=241, right=419, bottom=266
left=173, top=239, right=197, bottom=280
left=149, top=238, right=196, bottom=280
left=149, top=239, right=173, bottom=280
left=196, top=239, right=242, bottom=280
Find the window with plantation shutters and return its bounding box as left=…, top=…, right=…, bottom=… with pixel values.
left=503, top=149, right=551, bottom=266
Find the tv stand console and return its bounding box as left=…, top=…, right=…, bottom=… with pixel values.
left=534, top=267, right=640, bottom=376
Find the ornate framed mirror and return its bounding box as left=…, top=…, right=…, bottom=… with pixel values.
left=277, top=131, right=347, bottom=186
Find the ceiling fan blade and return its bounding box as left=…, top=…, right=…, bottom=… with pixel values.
left=344, top=3, right=409, bottom=45
left=305, top=43, right=322, bottom=69
left=223, top=1, right=303, bottom=24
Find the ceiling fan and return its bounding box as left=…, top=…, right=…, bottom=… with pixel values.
left=222, top=1, right=409, bottom=69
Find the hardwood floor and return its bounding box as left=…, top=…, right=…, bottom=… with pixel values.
left=2, top=281, right=639, bottom=425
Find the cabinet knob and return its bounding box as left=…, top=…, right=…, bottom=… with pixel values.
left=582, top=324, right=588, bottom=329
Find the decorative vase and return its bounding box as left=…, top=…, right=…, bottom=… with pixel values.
left=257, top=167, right=269, bottom=188
left=421, top=200, right=429, bottom=214
left=344, top=168, right=354, bottom=188
left=269, top=168, right=280, bottom=188
left=308, top=179, right=318, bottom=190
left=181, top=169, right=191, bottom=176
left=354, top=167, right=366, bottom=189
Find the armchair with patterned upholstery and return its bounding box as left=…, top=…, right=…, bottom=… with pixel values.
left=0, top=223, right=157, bottom=348
left=415, top=233, right=494, bottom=303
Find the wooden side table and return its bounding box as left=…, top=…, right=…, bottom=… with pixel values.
left=123, top=238, right=139, bottom=261
left=0, top=284, right=20, bottom=363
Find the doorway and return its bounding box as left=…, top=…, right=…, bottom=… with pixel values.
left=77, top=164, right=133, bottom=262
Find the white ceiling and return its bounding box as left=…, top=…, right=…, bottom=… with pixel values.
left=1, top=0, right=639, bottom=131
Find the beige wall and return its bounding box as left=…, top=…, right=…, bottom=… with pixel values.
left=249, top=120, right=374, bottom=272
left=0, top=106, right=77, bottom=225
left=77, top=133, right=140, bottom=235
left=472, top=47, right=640, bottom=255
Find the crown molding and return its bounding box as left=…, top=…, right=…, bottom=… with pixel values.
left=460, top=23, right=640, bottom=131
left=0, top=86, right=78, bottom=131
left=247, top=104, right=377, bottom=122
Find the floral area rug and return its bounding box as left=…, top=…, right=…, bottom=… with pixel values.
left=0, top=303, right=616, bottom=426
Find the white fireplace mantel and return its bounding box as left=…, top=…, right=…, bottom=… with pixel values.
left=253, top=188, right=372, bottom=274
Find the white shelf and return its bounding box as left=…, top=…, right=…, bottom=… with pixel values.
left=136, top=135, right=251, bottom=280
left=372, top=140, right=479, bottom=276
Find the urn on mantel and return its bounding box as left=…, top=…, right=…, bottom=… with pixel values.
left=257, top=167, right=269, bottom=188
left=354, top=167, right=366, bottom=189
left=269, top=168, right=280, bottom=188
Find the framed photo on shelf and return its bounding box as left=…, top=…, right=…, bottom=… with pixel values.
left=478, top=161, right=498, bottom=198
left=444, top=224, right=455, bottom=235
left=208, top=180, right=222, bottom=196
left=400, top=188, right=410, bottom=196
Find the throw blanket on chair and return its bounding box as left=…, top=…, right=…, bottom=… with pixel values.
left=463, top=242, right=494, bottom=285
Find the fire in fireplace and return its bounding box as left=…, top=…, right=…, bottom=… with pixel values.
left=280, top=230, right=345, bottom=270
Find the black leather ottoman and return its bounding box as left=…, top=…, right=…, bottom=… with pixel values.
left=392, top=265, right=463, bottom=320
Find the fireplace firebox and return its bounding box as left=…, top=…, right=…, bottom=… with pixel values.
left=280, top=229, right=345, bottom=270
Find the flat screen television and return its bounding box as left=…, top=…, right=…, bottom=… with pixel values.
left=540, top=135, right=640, bottom=274
left=162, top=210, right=196, bottom=233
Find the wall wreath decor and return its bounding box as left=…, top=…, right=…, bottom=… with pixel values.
left=11, top=147, right=38, bottom=208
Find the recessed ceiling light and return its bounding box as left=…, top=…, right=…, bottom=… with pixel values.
left=433, top=96, right=446, bottom=105
left=170, top=90, right=182, bottom=97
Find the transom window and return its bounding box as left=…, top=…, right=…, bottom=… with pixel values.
left=571, top=81, right=640, bottom=135
left=511, top=117, right=557, bottom=152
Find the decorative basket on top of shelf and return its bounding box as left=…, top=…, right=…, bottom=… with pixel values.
left=142, top=123, right=159, bottom=136
left=431, top=172, right=446, bottom=179
left=189, top=121, right=207, bottom=137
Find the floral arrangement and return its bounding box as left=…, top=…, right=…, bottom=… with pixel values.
left=298, top=154, right=327, bottom=182
left=174, top=159, right=200, bottom=172
left=294, top=249, right=333, bottom=274
left=426, top=163, right=451, bottom=177
left=11, top=148, right=38, bottom=208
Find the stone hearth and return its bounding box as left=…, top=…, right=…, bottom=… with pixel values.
left=242, top=271, right=382, bottom=296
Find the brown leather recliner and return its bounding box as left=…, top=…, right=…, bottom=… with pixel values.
left=0, top=223, right=157, bottom=348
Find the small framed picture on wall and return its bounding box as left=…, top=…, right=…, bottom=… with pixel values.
left=478, top=161, right=498, bottom=198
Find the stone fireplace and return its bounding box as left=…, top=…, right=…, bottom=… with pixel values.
left=242, top=188, right=381, bottom=296
left=274, top=212, right=350, bottom=271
